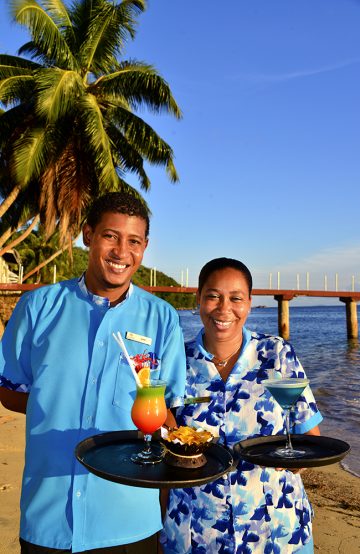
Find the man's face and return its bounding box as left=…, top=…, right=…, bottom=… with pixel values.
left=83, top=211, right=148, bottom=302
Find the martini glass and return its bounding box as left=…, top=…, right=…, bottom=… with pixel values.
left=264, top=377, right=310, bottom=458
left=131, top=379, right=167, bottom=465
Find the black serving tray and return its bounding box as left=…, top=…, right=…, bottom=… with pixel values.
left=235, top=435, right=351, bottom=469
left=75, top=431, right=233, bottom=489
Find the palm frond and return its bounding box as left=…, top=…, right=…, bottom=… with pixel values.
left=11, top=0, right=76, bottom=68
left=79, top=0, right=146, bottom=75
left=0, top=104, right=36, bottom=148
left=116, top=0, right=147, bottom=30
left=93, top=61, right=181, bottom=118
left=0, top=74, right=35, bottom=107
left=79, top=2, right=123, bottom=74
left=107, top=122, right=150, bottom=189
left=0, top=54, right=41, bottom=73
left=40, top=0, right=73, bottom=29
left=79, top=92, right=119, bottom=190
left=35, top=67, right=84, bottom=122
left=18, top=40, right=57, bottom=65
left=110, top=106, right=179, bottom=182
left=11, top=126, right=49, bottom=185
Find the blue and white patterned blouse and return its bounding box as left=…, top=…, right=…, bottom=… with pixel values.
left=161, top=327, right=322, bottom=554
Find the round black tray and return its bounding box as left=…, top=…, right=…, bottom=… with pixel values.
left=75, top=431, right=233, bottom=488
left=234, top=435, right=351, bottom=469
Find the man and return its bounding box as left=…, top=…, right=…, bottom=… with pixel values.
left=0, top=192, right=186, bottom=553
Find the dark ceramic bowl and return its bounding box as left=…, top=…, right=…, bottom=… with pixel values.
left=161, top=438, right=213, bottom=457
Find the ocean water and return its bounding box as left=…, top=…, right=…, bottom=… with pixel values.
left=178, top=306, right=360, bottom=478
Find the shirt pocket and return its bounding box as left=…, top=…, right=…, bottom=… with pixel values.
left=112, top=355, right=137, bottom=411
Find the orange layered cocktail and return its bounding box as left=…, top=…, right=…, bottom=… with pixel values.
left=131, top=379, right=167, bottom=464
left=131, top=381, right=167, bottom=435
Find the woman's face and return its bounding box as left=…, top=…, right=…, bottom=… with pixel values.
left=198, top=267, right=252, bottom=345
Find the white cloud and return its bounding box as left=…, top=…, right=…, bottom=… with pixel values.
left=238, top=58, right=360, bottom=85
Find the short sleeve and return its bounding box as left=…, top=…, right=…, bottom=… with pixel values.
left=0, top=292, right=34, bottom=388
left=279, top=340, right=323, bottom=433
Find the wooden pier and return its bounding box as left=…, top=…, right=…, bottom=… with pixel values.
left=0, top=285, right=359, bottom=340
left=141, top=286, right=360, bottom=341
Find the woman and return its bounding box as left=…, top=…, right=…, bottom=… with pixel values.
left=161, top=258, right=322, bottom=554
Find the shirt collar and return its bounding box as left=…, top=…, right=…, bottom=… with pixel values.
left=77, top=273, right=133, bottom=308
left=196, top=326, right=251, bottom=360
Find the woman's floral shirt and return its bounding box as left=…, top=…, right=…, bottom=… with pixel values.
left=161, top=328, right=322, bottom=554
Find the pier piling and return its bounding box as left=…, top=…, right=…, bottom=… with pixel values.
left=274, top=294, right=294, bottom=340
left=339, top=297, right=359, bottom=339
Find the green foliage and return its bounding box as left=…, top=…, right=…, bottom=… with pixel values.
left=0, top=0, right=181, bottom=246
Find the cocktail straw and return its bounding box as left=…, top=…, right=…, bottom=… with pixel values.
left=112, top=331, right=141, bottom=387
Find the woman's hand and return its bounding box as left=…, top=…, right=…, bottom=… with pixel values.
left=275, top=467, right=306, bottom=474
left=275, top=424, right=320, bottom=473
left=164, top=409, right=177, bottom=429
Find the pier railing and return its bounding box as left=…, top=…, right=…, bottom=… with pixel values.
left=143, top=287, right=360, bottom=340
left=0, top=284, right=359, bottom=340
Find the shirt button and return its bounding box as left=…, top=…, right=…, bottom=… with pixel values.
left=76, top=491, right=81, bottom=498
left=98, top=340, right=104, bottom=347
left=87, top=416, right=93, bottom=423
left=92, top=378, right=97, bottom=384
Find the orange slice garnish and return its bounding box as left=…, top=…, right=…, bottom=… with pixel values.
left=137, top=367, right=151, bottom=386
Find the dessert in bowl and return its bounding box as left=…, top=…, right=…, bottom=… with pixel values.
left=161, top=426, right=214, bottom=467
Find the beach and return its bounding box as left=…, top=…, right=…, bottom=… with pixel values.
left=1, top=404, right=359, bottom=554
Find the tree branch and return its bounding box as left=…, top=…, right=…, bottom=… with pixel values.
left=0, top=215, right=40, bottom=256
left=22, top=245, right=68, bottom=282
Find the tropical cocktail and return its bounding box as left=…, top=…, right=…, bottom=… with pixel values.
left=264, top=378, right=310, bottom=458
left=131, top=379, right=167, bottom=464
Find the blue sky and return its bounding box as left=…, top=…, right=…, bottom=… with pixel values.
left=0, top=0, right=359, bottom=304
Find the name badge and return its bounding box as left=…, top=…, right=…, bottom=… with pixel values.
left=125, top=331, right=152, bottom=346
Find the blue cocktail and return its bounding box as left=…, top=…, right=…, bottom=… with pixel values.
left=264, top=378, right=310, bottom=458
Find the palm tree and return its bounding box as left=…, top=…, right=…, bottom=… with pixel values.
left=0, top=0, right=181, bottom=247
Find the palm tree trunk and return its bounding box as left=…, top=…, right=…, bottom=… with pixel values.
left=0, top=185, right=22, bottom=219
left=0, top=227, right=14, bottom=249
left=0, top=215, right=40, bottom=255
left=0, top=211, right=38, bottom=248
left=22, top=247, right=67, bottom=282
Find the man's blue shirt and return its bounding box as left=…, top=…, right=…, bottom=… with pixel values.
left=0, top=278, right=186, bottom=551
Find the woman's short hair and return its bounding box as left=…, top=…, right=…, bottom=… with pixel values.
left=198, top=257, right=253, bottom=296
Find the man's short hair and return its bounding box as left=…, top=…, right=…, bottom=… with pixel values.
left=198, top=257, right=253, bottom=296
left=86, top=192, right=150, bottom=237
